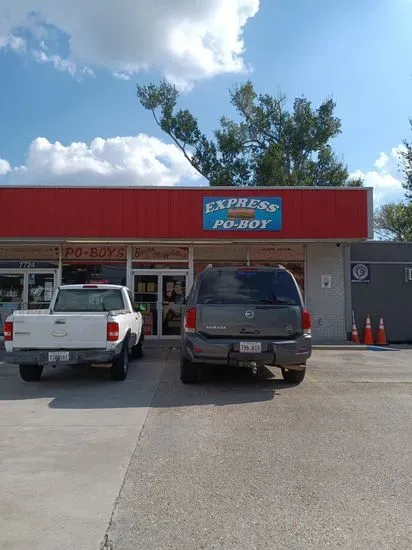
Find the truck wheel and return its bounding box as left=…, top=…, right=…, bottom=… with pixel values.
left=180, top=357, right=199, bottom=384
left=281, top=368, right=306, bottom=384
left=110, top=345, right=129, bottom=381
left=131, top=332, right=144, bottom=359
left=19, top=364, right=43, bottom=382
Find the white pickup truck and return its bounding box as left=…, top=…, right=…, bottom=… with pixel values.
left=3, top=284, right=144, bottom=382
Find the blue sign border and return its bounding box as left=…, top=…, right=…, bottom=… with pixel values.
left=203, top=196, right=282, bottom=231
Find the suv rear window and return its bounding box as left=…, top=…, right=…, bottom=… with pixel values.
left=54, top=289, right=124, bottom=312
left=197, top=269, right=301, bottom=306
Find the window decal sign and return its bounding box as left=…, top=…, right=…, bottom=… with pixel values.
left=203, top=197, right=282, bottom=231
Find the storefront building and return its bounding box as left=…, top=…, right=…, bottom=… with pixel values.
left=0, top=186, right=372, bottom=341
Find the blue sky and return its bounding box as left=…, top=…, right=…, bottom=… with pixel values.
left=0, top=0, right=411, bottom=205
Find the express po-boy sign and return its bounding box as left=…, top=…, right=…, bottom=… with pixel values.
left=203, top=196, right=282, bottom=231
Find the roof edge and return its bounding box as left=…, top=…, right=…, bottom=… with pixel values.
left=0, top=185, right=373, bottom=191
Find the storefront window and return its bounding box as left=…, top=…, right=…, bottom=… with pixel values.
left=62, top=264, right=127, bottom=285
left=28, top=273, right=55, bottom=310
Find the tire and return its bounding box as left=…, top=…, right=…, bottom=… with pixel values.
left=19, top=364, right=43, bottom=382
left=180, top=357, right=199, bottom=384
left=131, top=331, right=144, bottom=359
left=281, top=367, right=306, bottom=384
left=110, top=344, right=129, bottom=381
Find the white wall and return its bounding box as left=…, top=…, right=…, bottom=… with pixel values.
left=305, top=244, right=347, bottom=341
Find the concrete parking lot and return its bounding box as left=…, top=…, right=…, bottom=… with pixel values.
left=0, top=348, right=411, bottom=549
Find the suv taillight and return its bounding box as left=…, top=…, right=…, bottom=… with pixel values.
left=184, top=307, right=196, bottom=333
left=4, top=321, right=13, bottom=341
left=107, top=321, right=119, bottom=341
left=302, top=308, right=311, bottom=335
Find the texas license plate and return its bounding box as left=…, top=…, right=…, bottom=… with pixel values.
left=48, top=351, right=70, bottom=362
left=239, top=342, right=262, bottom=353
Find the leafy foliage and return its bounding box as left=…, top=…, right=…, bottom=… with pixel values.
left=137, top=79, right=362, bottom=187
left=374, top=203, right=412, bottom=242
left=400, top=119, right=412, bottom=201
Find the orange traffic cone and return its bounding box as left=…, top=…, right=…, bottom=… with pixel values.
left=351, top=313, right=360, bottom=344
left=376, top=315, right=387, bottom=346
left=363, top=313, right=374, bottom=345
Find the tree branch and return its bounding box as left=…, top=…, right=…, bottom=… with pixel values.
left=150, top=109, right=209, bottom=181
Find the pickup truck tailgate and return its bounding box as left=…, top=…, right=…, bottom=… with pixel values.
left=12, top=312, right=108, bottom=349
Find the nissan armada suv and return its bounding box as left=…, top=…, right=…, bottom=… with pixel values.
left=180, top=265, right=312, bottom=384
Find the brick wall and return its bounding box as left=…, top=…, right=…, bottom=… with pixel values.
left=305, top=244, right=347, bottom=341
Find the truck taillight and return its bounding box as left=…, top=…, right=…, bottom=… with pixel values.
left=4, top=321, right=13, bottom=341
left=184, top=308, right=196, bottom=333
left=107, top=321, right=119, bottom=341
left=302, top=308, right=311, bottom=335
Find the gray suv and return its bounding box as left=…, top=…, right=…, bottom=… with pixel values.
left=180, top=265, right=311, bottom=384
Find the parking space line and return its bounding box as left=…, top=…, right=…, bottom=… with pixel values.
left=307, top=374, right=317, bottom=383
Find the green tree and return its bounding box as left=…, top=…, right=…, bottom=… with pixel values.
left=400, top=119, right=412, bottom=200
left=374, top=202, right=412, bottom=241
left=136, top=79, right=362, bottom=187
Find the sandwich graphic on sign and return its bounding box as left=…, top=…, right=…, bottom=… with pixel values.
left=227, top=208, right=255, bottom=220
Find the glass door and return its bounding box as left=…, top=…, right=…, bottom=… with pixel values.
left=161, top=273, right=187, bottom=336
left=133, top=273, right=159, bottom=336
left=133, top=270, right=188, bottom=337
left=0, top=273, right=24, bottom=333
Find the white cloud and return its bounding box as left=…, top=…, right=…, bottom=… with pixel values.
left=0, top=33, right=26, bottom=52
left=0, top=159, right=11, bottom=175
left=32, top=49, right=77, bottom=76
left=0, top=0, right=259, bottom=85
left=349, top=146, right=407, bottom=208
left=0, top=135, right=204, bottom=187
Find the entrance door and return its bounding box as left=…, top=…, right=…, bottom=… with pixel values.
left=0, top=273, right=24, bottom=330
left=161, top=273, right=187, bottom=336
left=133, top=273, right=159, bottom=336
left=132, top=271, right=188, bottom=337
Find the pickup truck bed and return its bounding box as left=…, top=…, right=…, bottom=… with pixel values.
left=3, top=284, right=144, bottom=382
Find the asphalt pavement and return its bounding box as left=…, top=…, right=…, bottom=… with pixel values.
left=0, top=349, right=167, bottom=550
left=0, top=348, right=411, bottom=549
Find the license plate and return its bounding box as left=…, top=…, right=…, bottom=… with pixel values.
left=48, top=351, right=70, bottom=362
left=240, top=342, right=262, bottom=353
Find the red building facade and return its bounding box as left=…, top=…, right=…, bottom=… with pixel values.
left=0, top=186, right=372, bottom=340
